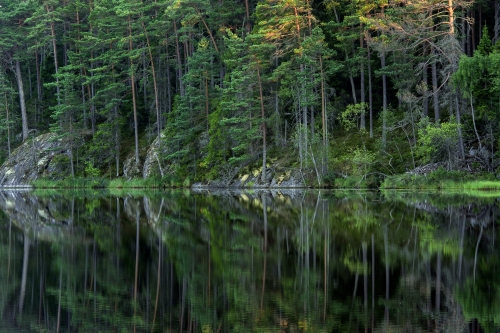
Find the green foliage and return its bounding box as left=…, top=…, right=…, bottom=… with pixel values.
left=381, top=168, right=498, bottom=190
left=416, top=118, right=460, bottom=167
left=350, top=146, right=376, bottom=176
left=84, top=161, right=100, bottom=177
left=341, top=103, right=367, bottom=131
left=48, top=154, right=71, bottom=179
left=477, top=25, right=493, bottom=56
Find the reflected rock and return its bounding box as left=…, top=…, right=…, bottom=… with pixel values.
left=0, top=191, right=86, bottom=243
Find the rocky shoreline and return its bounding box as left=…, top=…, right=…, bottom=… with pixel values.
left=0, top=132, right=307, bottom=188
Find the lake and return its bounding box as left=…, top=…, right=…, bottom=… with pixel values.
left=0, top=189, right=498, bottom=332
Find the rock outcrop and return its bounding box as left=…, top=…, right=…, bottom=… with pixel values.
left=142, top=134, right=165, bottom=178
left=0, top=133, right=78, bottom=186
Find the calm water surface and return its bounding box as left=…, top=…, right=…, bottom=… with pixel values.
left=0, top=189, right=498, bottom=332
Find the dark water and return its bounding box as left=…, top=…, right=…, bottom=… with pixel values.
left=0, top=189, right=498, bottom=333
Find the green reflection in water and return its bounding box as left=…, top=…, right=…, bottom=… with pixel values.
left=0, top=189, right=497, bottom=332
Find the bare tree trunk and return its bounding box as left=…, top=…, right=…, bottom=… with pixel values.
left=381, top=51, right=387, bottom=149
left=142, top=21, right=161, bottom=139
left=173, top=21, right=184, bottom=97
left=35, top=49, right=43, bottom=122
left=470, top=95, right=482, bottom=149
left=301, top=64, right=308, bottom=171
left=205, top=74, right=209, bottom=131
left=257, top=63, right=267, bottom=183
left=367, top=45, right=373, bottom=138
left=166, top=45, right=172, bottom=113
left=47, top=4, right=61, bottom=105
left=423, top=64, right=429, bottom=117
left=467, top=10, right=472, bottom=56
left=15, top=56, right=29, bottom=141
left=455, top=94, right=465, bottom=159
left=129, top=17, right=140, bottom=165
left=320, top=56, right=326, bottom=146
left=69, top=116, right=75, bottom=178
left=114, top=104, right=120, bottom=176
left=432, top=53, right=440, bottom=122
left=4, top=92, right=11, bottom=158
left=360, top=29, right=366, bottom=130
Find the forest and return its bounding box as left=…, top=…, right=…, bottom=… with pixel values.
left=0, top=0, right=500, bottom=186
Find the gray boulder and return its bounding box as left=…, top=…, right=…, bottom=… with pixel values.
left=0, top=133, right=77, bottom=186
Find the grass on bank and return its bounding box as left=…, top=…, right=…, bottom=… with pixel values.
left=32, top=175, right=193, bottom=189
left=30, top=166, right=500, bottom=192
left=381, top=167, right=500, bottom=192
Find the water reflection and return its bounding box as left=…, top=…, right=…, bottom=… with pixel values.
left=0, top=189, right=498, bottom=332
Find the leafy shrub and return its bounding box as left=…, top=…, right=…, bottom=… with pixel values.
left=416, top=118, right=460, bottom=168
left=341, top=103, right=368, bottom=131
left=85, top=161, right=100, bottom=178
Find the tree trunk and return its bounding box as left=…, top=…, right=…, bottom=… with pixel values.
left=257, top=63, right=267, bottom=183
left=423, top=64, right=429, bottom=117
left=455, top=94, right=465, bottom=159
left=205, top=74, right=209, bottom=131
left=470, top=95, right=482, bottom=149
left=114, top=103, right=120, bottom=176
left=142, top=21, right=161, bottom=139
left=432, top=53, right=440, bottom=122
left=4, top=93, right=11, bottom=158
left=47, top=4, right=61, bottom=105
left=173, top=21, right=184, bottom=96
left=360, top=28, right=366, bottom=130
left=15, top=57, right=29, bottom=141
left=320, top=55, right=327, bottom=147
left=367, top=44, right=373, bottom=138
left=381, top=51, right=387, bottom=149
left=35, top=49, right=42, bottom=121
left=461, top=18, right=466, bottom=53
left=448, top=0, right=454, bottom=35
left=191, top=5, right=219, bottom=53
left=244, top=0, right=251, bottom=33
left=129, top=17, right=140, bottom=165
left=166, top=44, right=172, bottom=114
left=300, top=64, right=308, bottom=171
left=69, top=116, right=75, bottom=178
left=467, top=10, right=472, bottom=56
